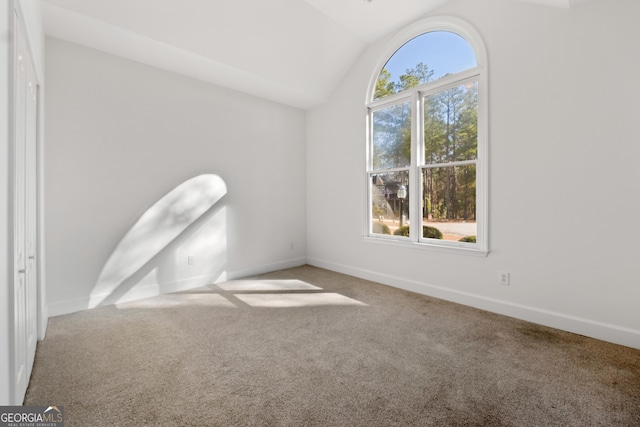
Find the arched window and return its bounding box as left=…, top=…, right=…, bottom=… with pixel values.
left=366, top=17, right=488, bottom=254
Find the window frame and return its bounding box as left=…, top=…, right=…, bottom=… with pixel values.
left=364, top=17, right=489, bottom=256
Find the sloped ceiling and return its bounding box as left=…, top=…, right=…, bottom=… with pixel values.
left=41, top=0, right=588, bottom=109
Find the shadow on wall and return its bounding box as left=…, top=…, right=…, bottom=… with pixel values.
left=89, top=174, right=228, bottom=309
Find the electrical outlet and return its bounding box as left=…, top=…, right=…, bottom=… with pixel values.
left=188, top=255, right=195, bottom=266
left=498, top=271, right=510, bottom=286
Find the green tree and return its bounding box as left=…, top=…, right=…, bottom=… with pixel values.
left=372, top=103, right=411, bottom=170
left=374, top=68, right=395, bottom=99
left=397, top=63, right=434, bottom=91
left=374, top=63, right=434, bottom=99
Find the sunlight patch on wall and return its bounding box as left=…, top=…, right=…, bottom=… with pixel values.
left=89, top=174, right=228, bottom=308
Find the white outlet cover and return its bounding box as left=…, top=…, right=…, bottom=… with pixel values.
left=499, top=271, right=510, bottom=285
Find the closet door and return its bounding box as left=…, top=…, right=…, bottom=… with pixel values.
left=24, top=43, right=38, bottom=377
left=12, top=12, right=28, bottom=404
left=12, top=9, right=38, bottom=404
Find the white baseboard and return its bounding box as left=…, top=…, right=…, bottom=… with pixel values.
left=308, top=257, right=640, bottom=350
left=38, top=305, right=48, bottom=341
left=48, top=273, right=218, bottom=317
left=47, top=257, right=308, bottom=317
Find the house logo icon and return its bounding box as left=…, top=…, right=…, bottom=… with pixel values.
left=44, top=406, right=62, bottom=415
left=41, top=405, right=64, bottom=425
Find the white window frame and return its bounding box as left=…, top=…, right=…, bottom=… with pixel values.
left=364, top=17, right=489, bottom=256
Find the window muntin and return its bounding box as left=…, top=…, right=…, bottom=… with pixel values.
left=366, top=21, right=486, bottom=253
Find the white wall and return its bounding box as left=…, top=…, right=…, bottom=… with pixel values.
left=1, top=0, right=45, bottom=406
left=46, top=38, right=307, bottom=316
left=307, top=0, right=640, bottom=348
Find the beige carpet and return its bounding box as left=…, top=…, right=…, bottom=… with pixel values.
left=25, top=265, right=640, bottom=426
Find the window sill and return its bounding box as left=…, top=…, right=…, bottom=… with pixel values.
left=363, top=235, right=489, bottom=257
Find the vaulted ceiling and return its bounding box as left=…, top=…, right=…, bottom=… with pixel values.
left=41, top=0, right=593, bottom=109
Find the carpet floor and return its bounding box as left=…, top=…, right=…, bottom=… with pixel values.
left=25, top=265, right=640, bottom=426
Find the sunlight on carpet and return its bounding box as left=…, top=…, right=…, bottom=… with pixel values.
left=234, top=292, right=368, bottom=308
left=217, top=279, right=322, bottom=291
left=116, top=293, right=236, bottom=309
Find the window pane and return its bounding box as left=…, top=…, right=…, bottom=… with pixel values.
left=370, top=171, right=410, bottom=237
left=374, top=31, right=477, bottom=100
left=422, top=165, right=476, bottom=242
left=372, top=102, right=411, bottom=170
left=424, top=81, right=478, bottom=164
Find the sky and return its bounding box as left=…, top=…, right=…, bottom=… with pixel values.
left=382, top=31, right=477, bottom=86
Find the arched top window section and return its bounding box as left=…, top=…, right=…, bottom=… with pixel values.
left=365, top=17, right=489, bottom=255
left=373, top=31, right=477, bottom=101
left=367, top=16, right=487, bottom=103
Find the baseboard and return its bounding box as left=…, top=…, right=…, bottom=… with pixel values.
left=38, top=305, right=48, bottom=341
left=307, top=257, right=640, bottom=350
left=47, top=273, right=218, bottom=317
left=47, top=257, right=308, bottom=317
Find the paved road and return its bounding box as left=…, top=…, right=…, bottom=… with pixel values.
left=423, top=221, right=476, bottom=237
